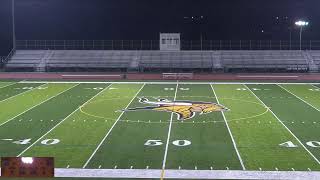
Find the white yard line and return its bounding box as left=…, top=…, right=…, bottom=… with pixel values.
left=82, top=83, right=146, bottom=168
left=17, top=83, right=112, bottom=157
left=310, top=84, right=320, bottom=89
left=0, top=83, right=45, bottom=103
left=278, top=84, right=320, bottom=112
left=210, top=84, right=246, bottom=170
left=244, top=84, right=320, bottom=165
left=0, top=83, right=74, bottom=128
left=1, top=168, right=319, bottom=179
left=160, top=82, right=179, bottom=179
left=19, top=81, right=320, bottom=85
left=0, top=82, right=17, bottom=89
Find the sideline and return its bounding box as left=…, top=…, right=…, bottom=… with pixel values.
left=1, top=168, right=319, bottom=179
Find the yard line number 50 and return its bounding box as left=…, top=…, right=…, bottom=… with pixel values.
left=144, top=139, right=191, bottom=147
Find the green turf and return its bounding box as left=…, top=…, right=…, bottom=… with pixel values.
left=214, top=84, right=319, bottom=171
left=86, top=84, right=175, bottom=169
left=0, top=84, right=110, bottom=158
left=246, top=84, right=320, bottom=170
left=0, top=83, right=43, bottom=101
left=280, top=84, right=320, bottom=110
left=0, top=83, right=74, bottom=125
left=0, top=82, right=14, bottom=88
left=22, top=84, right=143, bottom=168
left=166, top=84, right=242, bottom=170
left=0, top=82, right=320, bottom=175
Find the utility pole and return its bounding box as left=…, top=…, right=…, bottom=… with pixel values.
left=12, top=0, right=16, bottom=50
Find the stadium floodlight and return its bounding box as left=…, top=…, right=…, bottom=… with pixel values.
left=12, top=0, right=16, bottom=50
left=295, top=20, right=309, bottom=50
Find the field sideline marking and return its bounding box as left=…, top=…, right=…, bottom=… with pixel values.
left=210, top=84, right=246, bottom=170
left=0, top=83, right=68, bottom=128
left=17, top=83, right=112, bottom=157
left=244, top=84, right=320, bottom=165
left=82, top=83, right=146, bottom=168
left=1, top=168, right=318, bottom=179
left=0, top=83, right=45, bottom=103
left=278, top=84, right=320, bottom=112
left=19, top=81, right=320, bottom=85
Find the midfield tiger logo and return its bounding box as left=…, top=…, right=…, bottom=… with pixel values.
left=122, top=98, right=229, bottom=120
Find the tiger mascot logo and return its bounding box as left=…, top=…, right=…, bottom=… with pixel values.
left=122, top=98, right=229, bottom=120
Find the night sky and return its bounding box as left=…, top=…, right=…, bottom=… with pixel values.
left=0, top=0, right=319, bottom=55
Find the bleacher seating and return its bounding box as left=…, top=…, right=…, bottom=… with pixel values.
left=309, top=51, right=320, bottom=66
left=6, top=50, right=45, bottom=69
left=5, top=50, right=316, bottom=72
left=221, top=51, right=308, bottom=70
left=139, top=51, right=216, bottom=69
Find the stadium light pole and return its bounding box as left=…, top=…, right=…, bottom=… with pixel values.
left=295, top=20, right=309, bottom=50
left=12, top=0, right=16, bottom=50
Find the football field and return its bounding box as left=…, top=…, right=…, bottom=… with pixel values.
left=0, top=81, right=320, bottom=179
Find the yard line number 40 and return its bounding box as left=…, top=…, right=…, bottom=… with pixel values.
left=279, top=141, right=320, bottom=148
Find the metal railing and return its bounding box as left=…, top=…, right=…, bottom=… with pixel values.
left=16, top=40, right=320, bottom=51
left=1, top=48, right=16, bottom=67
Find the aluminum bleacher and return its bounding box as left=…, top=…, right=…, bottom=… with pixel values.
left=309, top=51, right=320, bottom=66
left=221, top=51, right=309, bottom=71
left=5, top=50, right=317, bottom=72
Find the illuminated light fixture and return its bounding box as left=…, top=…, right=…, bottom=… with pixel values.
left=21, top=157, right=34, bottom=164
left=295, top=20, right=309, bottom=50
left=295, top=20, right=309, bottom=26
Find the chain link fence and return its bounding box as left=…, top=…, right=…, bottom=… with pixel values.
left=16, top=40, right=320, bottom=51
